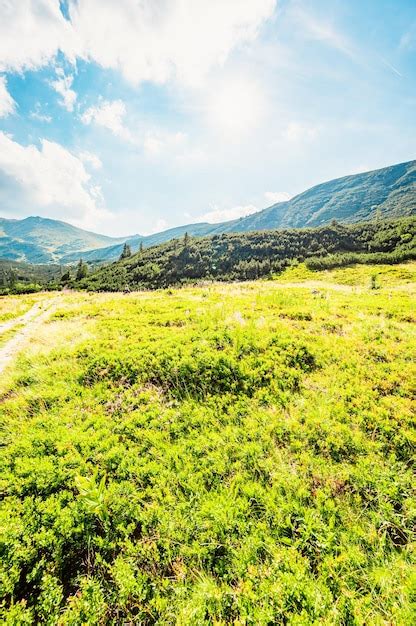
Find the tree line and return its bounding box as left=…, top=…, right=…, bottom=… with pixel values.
left=77, top=217, right=416, bottom=291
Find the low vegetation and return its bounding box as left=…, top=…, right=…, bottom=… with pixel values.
left=0, top=292, right=45, bottom=322
left=78, top=217, right=416, bottom=292
left=0, top=263, right=415, bottom=624
left=0, top=260, right=62, bottom=295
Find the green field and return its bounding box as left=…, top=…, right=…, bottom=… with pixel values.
left=0, top=264, right=415, bottom=624
left=0, top=293, right=47, bottom=323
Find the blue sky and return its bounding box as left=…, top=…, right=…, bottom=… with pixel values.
left=0, top=0, right=415, bottom=236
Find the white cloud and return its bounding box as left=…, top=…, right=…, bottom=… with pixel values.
left=50, top=71, right=77, bottom=111
left=80, top=99, right=191, bottom=158
left=200, top=204, right=258, bottom=224
left=195, top=192, right=291, bottom=224
left=80, top=99, right=182, bottom=155
left=264, top=191, right=291, bottom=204
left=69, top=0, right=276, bottom=86
left=0, top=76, right=16, bottom=117
left=0, top=0, right=75, bottom=73
left=29, top=103, right=52, bottom=123
left=0, top=131, right=104, bottom=222
left=149, top=218, right=169, bottom=234
left=78, top=151, right=102, bottom=170
left=399, top=23, right=416, bottom=51
left=80, top=99, right=132, bottom=141
left=0, top=1, right=276, bottom=87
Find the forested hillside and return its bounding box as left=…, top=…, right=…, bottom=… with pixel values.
left=60, top=223, right=224, bottom=263
left=3, top=160, right=415, bottom=264
left=79, top=217, right=416, bottom=291
left=69, top=160, right=416, bottom=263
left=0, top=259, right=62, bottom=294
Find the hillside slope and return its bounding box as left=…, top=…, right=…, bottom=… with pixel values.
left=0, top=259, right=62, bottom=289
left=220, top=159, right=416, bottom=232
left=2, top=160, right=415, bottom=264
left=0, top=216, right=130, bottom=263
left=66, top=159, right=416, bottom=262
left=79, top=217, right=416, bottom=291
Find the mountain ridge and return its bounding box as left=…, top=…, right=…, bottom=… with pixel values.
left=1, top=159, right=415, bottom=264
left=0, top=215, right=131, bottom=263
left=58, top=158, right=416, bottom=261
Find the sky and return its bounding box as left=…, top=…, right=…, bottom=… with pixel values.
left=0, top=0, right=415, bottom=237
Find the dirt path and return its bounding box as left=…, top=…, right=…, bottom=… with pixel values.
left=0, top=300, right=57, bottom=375
left=0, top=303, right=44, bottom=335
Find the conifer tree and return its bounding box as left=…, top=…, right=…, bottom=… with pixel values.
left=120, top=243, right=132, bottom=260
left=76, top=259, right=88, bottom=280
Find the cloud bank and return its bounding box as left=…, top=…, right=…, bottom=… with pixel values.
left=0, top=0, right=276, bottom=86
left=0, top=131, right=103, bottom=221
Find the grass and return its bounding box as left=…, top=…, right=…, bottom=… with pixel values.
left=0, top=293, right=42, bottom=323
left=274, top=260, right=416, bottom=287
left=0, top=323, right=26, bottom=348
left=0, top=263, right=415, bottom=624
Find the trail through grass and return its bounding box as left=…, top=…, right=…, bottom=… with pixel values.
left=0, top=300, right=58, bottom=375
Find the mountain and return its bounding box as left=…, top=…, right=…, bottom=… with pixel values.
left=1, top=160, right=415, bottom=264
left=62, top=159, right=416, bottom=263
left=222, top=159, right=416, bottom=232
left=0, top=216, right=132, bottom=263
left=78, top=217, right=416, bottom=291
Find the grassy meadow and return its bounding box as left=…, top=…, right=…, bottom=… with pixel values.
left=0, top=263, right=415, bottom=624
left=0, top=293, right=48, bottom=323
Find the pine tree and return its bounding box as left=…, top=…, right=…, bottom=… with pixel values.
left=76, top=259, right=88, bottom=280
left=184, top=231, right=190, bottom=247
left=120, top=243, right=132, bottom=260
left=139, top=242, right=144, bottom=253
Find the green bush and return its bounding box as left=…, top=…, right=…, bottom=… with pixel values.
left=79, top=217, right=416, bottom=291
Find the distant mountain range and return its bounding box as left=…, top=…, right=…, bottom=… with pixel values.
left=0, top=216, right=132, bottom=264
left=1, top=159, right=415, bottom=264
